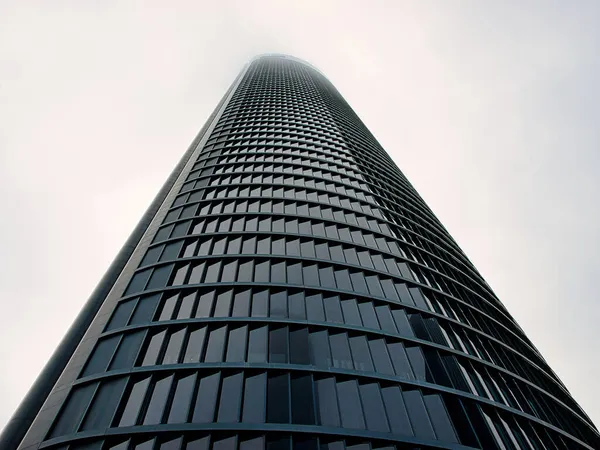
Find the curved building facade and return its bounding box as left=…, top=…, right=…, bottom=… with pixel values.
left=4, top=55, right=599, bottom=450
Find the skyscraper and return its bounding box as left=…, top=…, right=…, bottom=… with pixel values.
left=2, top=54, right=599, bottom=450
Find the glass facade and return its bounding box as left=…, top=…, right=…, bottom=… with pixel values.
left=6, top=55, right=600, bottom=450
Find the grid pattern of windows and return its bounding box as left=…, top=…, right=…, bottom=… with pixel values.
left=40, top=55, right=599, bottom=450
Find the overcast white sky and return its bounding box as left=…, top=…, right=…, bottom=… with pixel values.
left=1, top=0, right=599, bottom=431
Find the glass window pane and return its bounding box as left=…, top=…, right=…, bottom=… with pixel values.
left=290, top=328, right=310, bottom=365
left=109, top=330, right=145, bottom=371
left=392, top=308, right=414, bottom=337
left=242, top=373, right=267, bottom=423
left=403, top=389, right=436, bottom=439
left=323, top=296, right=343, bottom=323
left=204, top=326, right=227, bottom=362
left=254, top=261, right=270, bottom=282
left=251, top=290, right=269, bottom=317
left=406, top=346, right=430, bottom=382
left=82, top=335, right=119, bottom=377
left=368, top=339, right=394, bottom=375
left=424, top=393, right=458, bottom=443
left=240, top=437, right=264, bottom=450
left=218, top=372, right=243, bottom=422
left=381, top=385, right=413, bottom=436
left=167, top=373, right=197, bottom=423
left=195, top=290, right=215, bottom=318
left=143, top=375, right=173, bottom=425
left=375, top=305, right=397, bottom=334
left=177, top=292, right=196, bottom=319
left=359, top=383, right=389, bottom=432
left=288, top=292, right=306, bottom=319
left=315, top=377, right=340, bottom=427
left=106, top=299, right=136, bottom=331
left=146, top=264, right=174, bottom=290
left=191, top=372, right=221, bottom=423
left=81, top=377, right=127, bottom=431
left=183, top=326, right=207, bottom=363
left=267, top=373, right=290, bottom=423
left=388, top=342, right=414, bottom=379
left=130, top=294, right=160, bottom=325
left=309, top=330, right=331, bottom=368
left=306, top=294, right=325, bottom=321
left=341, top=299, right=362, bottom=326
left=349, top=335, right=374, bottom=372
left=269, top=290, right=287, bottom=318
left=358, top=302, right=379, bottom=329
left=50, top=382, right=98, bottom=436
left=248, top=326, right=268, bottom=362
left=329, top=333, right=352, bottom=370
left=213, top=290, right=233, bottom=317
left=226, top=326, right=248, bottom=362
left=337, top=380, right=365, bottom=429
left=291, top=374, right=315, bottom=424
left=232, top=289, right=251, bottom=317
left=141, top=330, right=166, bottom=366
left=269, top=327, right=289, bottom=363
left=119, top=376, right=151, bottom=426
left=162, top=328, right=186, bottom=365
left=159, top=293, right=179, bottom=321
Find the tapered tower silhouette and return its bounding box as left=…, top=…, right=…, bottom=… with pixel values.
left=2, top=55, right=599, bottom=450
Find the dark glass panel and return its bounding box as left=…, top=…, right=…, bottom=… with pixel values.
left=162, top=328, right=185, bottom=365
left=323, top=296, right=343, bottom=323
left=309, top=330, right=331, bottom=368
left=305, top=293, right=325, bottom=321
left=248, top=326, right=268, bottom=362
left=424, top=393, right=458, bottom=443
left=204, top=325, right=227, bottom=362
left=226, top=325, right=248, bottom=362
left=143, top=375, right=173, bottom=425
left=105, top=299, right=136, bottom=331
left=267, top=373, right=290, bottom=423
left=213, top=289, right=233, bottom=317
left=183, top=326, right=207, bottom=363
left=130, top=294, right=160, bottom=325
left=337, top=380, right=365, bottom=429
left=81, top=377, right=127, bottom=431
left=167, top=373, right=197, bottom=423
left=159, top=293, right=179, bottom=321
left=82, top=335, right=119, bottom=377
left=217, top=372, right=244, bottom=422
left=340, top=299, right=362, bottom=326
left=109, top=330, right=145, bottom=371
left=270, top=290, right=288, bottom=317
left=192, top=372, right=221, bottom=423
left=49, top=382, right=98, bottom=437
left=358, top=301, right=379, bottom=329
left=146, top=264, right=174, bottom=290
left=242, top=372, right=267, bottom=423
left=315, top=378, right=341, bottom=425
left=381, top=385, right=413, bottom=436
left=368, top=339, right=394, bottom=375
left=251, top=289, right=269, bottom=317
left=403, top=389, right=436, bottom=439
left=359, top=383, right=389, bottom=432
left=141, top=330, right=166, bottom=366
left=232, top=289, right=251, bottom=317
left=349, top=335, right=374, bottom=372
left=195, top=290, right=215, bottom=317
left=387, top=342, right=414, bottom=379
left=291, top=374, right=315, bottom=424
left=119, top=376, right=151, bottom=426
left=269, top=326, right=289, bottom=363
left=177, top=292, right=196, bottom=319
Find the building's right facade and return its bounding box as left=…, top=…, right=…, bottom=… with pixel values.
left=6, top=55, right=599, bottom=450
